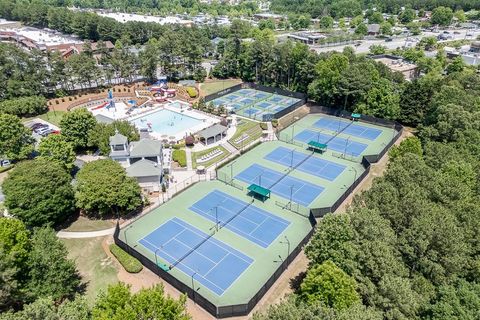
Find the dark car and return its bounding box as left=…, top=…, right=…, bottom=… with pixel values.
left=385, top=37, right=393, bottom=42
left=31, top=123, right=48, bottom=130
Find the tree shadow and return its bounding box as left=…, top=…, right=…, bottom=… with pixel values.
left=290, top=271, right=306, bottom=294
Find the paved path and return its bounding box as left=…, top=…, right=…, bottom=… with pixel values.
left=57, top=227, right=116, bottom=239
left=221, top=141, right=238, bottom=154
left=185, top=148, right=193, bottom=171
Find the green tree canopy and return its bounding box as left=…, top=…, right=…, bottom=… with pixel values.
left=38, top=134, right=76, bottom=170
left=26, top=228, right=80, bottom=303
left=2, top=158, right=75, bottom=228
left=431, top=6, right=454, bottom=26
left=75, top=159, right=143, bottom=217
left=0, top=96, right=47, bottom=117
left=0, top=114, right=34, bottom=161
left=300, top=260, right=360, bottom=310
left=389, top=136, right=423, bottom=162
left=92, top=283, right=189, bottom=320
left=87, top=120, right=139, bottom=155
left=60, top=109, right=97, bottom=150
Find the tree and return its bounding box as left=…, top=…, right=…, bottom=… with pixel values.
left=446, top=57, right=465, bottom=74
left=60, top=108, right=97, bottom=149
left=368, top=12, right=383, bottom=24
left=369, top=44, right=386, bottom=55
left=252, top=295, right=382, bottom=320
left=0, top=114, right=34, bottom=161
left=389, top=136, right=423, bottom=162
left=92, top=283, right=190, bottom=320
left=258, top=19, right=276, bottom=30
left=454, top=10, right=467, bottom=23
left=87, top=120, right=139, bottom=155
left=26, top=228, right=80, bottom=303
left=431, top=7, right=454, bottom=26
left=355, top=79, right=400, bottom=119
left=319, top=16, right=334, bottom=29
left=0, top=219, right=30, bottom=274
left=75, top=159, right=143, bottom=217
left=0, top=96, right=47, bottom=117
left=139, top=38, right=159, bottom=82
left=300, top=260, right=359, bottom=310
left=355, top=23, right=368, bottom=35
left=2, top=158, right=75, bottom=227
left=380, top=22, right=392, bottom=36
left=399, top=9, right=415, bottom=24
left=427, top=280, right=480, bottom=319
left=38, top=134, right=76, bottom=170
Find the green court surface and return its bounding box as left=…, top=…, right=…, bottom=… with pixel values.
left=217, top=140, right=365, bottom=209
left=117, top=180, right=312, bottom=307
left=278, top=113, right=397, bottom=160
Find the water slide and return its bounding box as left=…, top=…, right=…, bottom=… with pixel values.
left=91, top=101, right=109, bottom=110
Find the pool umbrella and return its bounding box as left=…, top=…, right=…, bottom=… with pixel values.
left=169, top=136, right=175, bottom=140
left=161, top=134, right=168, bottom=138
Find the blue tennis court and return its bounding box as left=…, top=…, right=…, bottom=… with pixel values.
left=235, top=164, right=324, bottom=206
left=269, top=95, right=284, bottom=103
left=139, top=217, right=253, bottom=296
left=314, top=118, right=382, bottom=140
left=240, top=98, right=255, bottom=105
left=294, top=129, right=368, bottom=156
left=224, top=94, right=241, bottom=102
left=264, top=146, right=346, bottom=181
left=257, top=101, right=273, bottom=109
left=228, top=103, right=243, bottom=110
left=253, top=92, right=269, bottom=99
left=243, top=108, right=260, bottom=116
left=237, top=89, right=255, bottom=96
left=212, top=99, right=227, bottom=106
left=189, top=190, right=290, bottom=248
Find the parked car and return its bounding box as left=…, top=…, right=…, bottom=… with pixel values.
left=385, top=37, right=393, bottom=42
left=31, top=123, right=48, bottom=130
left=0, top=159, right=11, bottom=167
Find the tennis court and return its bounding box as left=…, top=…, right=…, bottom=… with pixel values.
left=209, top=88, right=303, bottom=120
left=139, top=217, right=253, bottom=296
left=313, top=118, right=382, bottom=141
left=235, top=163, right=325, bottom=206
left=264, top=146, right=346, bottom=181
left=189, top=190, right=290, bottom=248
left=294, top=129, right=368, bottom=157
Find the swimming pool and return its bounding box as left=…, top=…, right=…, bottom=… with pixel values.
left=131, top=109, right=203, bottom=136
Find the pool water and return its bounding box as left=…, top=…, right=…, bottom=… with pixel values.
left=131, top=109, right=202, bottom=136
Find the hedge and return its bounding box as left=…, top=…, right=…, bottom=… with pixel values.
left=186, top=87, right=198, bottom=98
left=109, top=244, right=143, bottom=273
left=173, top=149, right=187, bottom=167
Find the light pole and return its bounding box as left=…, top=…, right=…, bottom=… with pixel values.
left=350, top=167, right=358, bottom=185
left=212, top=206, right=219, bottom=231
left=226, top=161, right=236, bottom=185
left=344, top=137, right=350, bottom=157
left=290, top=124, right=295, bottom=143
left=280, top=236, right=290, bottom=268
left=191, top=270, right=200, bottom=304
left=290, top=149, right=295, bottom=169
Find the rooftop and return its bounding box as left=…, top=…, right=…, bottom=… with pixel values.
left=197, top=124, right=228, bottom=139
left=129, top=139, right=162, bottom=157
left=371, top=54, right=418, bottom=72
left=126, top=159, right=162, bottom=178
left=109, top=132, right=128, bottom=145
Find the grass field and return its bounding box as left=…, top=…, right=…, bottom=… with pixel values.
left=63, top=216, right=115, bottom=232
left=229, top=119, right=262, bottom=149
left=200, top=79, right=242, bottom=96
left=38, top=110, right=66, bottom=126
left=192, top=145, right=229, bottom=168
left=62, top=237, right=118, bottom=303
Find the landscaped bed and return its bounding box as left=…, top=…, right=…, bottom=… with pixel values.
left=192, top=145, right=229, bottom=168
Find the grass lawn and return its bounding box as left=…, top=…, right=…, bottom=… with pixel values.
left=63, top=216, right=115, bottom=232
left=192, top=145, right=230, bottom=168
left=200, top=79, right=242, bottom=96
left=229, top=118, right=262, bottom=149
left=62, top=236, right=118, bottom=303
left=37, top=110, right=66, bottom=126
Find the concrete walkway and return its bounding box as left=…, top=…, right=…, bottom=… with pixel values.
left=57, top=227, right=115, bottom=239
left=221, top=141, right=239, bottom=154
left=185, top=147, right=193, bottom=171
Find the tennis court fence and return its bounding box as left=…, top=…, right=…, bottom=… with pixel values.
left=113, top=209, right=317, bottom=318
left=204, top=82, right=307, bottom=122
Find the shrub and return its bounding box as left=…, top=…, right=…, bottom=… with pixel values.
left=272, top=119, right=279, bottom=127
left=260, top=122, right=268, bottom=130
left=185, top=135, right=195, bottom=146
left=109, top=244, right=143, bottom=273
left=172, top=149, right=187, bottom=167
left=186, top=87, right=198, bottom=98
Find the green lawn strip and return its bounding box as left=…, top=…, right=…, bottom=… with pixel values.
left=37, top=110, right=66, bottom=126
left=109, top=244, right=143, bottom=273
left=200, top=79, right=241, bottom=96
left=229, top=120, right=262, bottom=149
left=62, top=237, right=118, bottom=303
left=172, top=149, right=187, bottom=167
left=63, top=216, right=115, bottom=232
left=192, top=145, right=229, bottom=168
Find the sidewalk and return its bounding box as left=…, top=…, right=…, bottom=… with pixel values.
left=185, top=148, right=193, bottom=170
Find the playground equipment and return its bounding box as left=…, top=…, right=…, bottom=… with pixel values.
left=91, top=101, right=109, bottom=110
